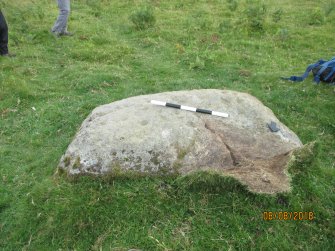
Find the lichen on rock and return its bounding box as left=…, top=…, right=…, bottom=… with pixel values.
left=58, top=89, right=303, bottom=194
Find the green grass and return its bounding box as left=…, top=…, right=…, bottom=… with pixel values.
left=1, top=0, right=334, bottom=250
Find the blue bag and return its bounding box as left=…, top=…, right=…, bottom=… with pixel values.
left=282, top=57, right=335, bottom=84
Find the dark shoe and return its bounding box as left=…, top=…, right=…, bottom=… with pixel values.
left=60, top=31, right=74, bottom=36
left=51, top=31, right=61, bottom=37
left=1, top=53, right=16, bottom=57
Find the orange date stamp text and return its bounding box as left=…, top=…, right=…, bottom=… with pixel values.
left=263, top=211, right=314, bottom=221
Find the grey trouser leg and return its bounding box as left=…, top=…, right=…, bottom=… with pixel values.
left=52, top=0, right=70, bottom=33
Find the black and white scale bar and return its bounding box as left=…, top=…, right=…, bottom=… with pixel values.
left=150, top=100, right=228, bottom=118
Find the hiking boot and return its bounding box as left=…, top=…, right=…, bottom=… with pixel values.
left=51, top=31, right=61, bottom=37
left=51, top=30, right=74, bottom=37
left=1, top=53, right=16, bottom=57
left=60, top=31, right=74, bottom=36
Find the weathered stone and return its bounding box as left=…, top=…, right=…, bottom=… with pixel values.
left=58, top=89, right=303, bottom=194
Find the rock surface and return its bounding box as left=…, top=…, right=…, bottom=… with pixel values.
left=58, top=89, right=303, bottom=194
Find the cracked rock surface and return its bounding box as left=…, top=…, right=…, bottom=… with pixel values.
left=58, top=89, right=303, bottom=194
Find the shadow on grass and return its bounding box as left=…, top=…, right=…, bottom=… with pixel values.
left=174, top=171, right=250, bottom=194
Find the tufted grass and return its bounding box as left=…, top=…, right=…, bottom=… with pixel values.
left=0, top=0, right=334, bottom=250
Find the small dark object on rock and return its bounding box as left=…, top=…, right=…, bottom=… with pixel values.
left=268, top=121, right=280, bottom=132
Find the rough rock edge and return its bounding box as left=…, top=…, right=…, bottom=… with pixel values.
left=56, top=143, right=315, bottom=195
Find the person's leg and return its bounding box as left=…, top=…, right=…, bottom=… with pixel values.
left=51, top=0, right=70, bottom=34
left=0, top=11, right=9, bottom=55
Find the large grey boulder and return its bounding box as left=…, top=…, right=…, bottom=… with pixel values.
left=58, top=89, right=303, bottom=194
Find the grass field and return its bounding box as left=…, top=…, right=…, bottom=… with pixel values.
left=0, top=0, right=334, bottom=250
